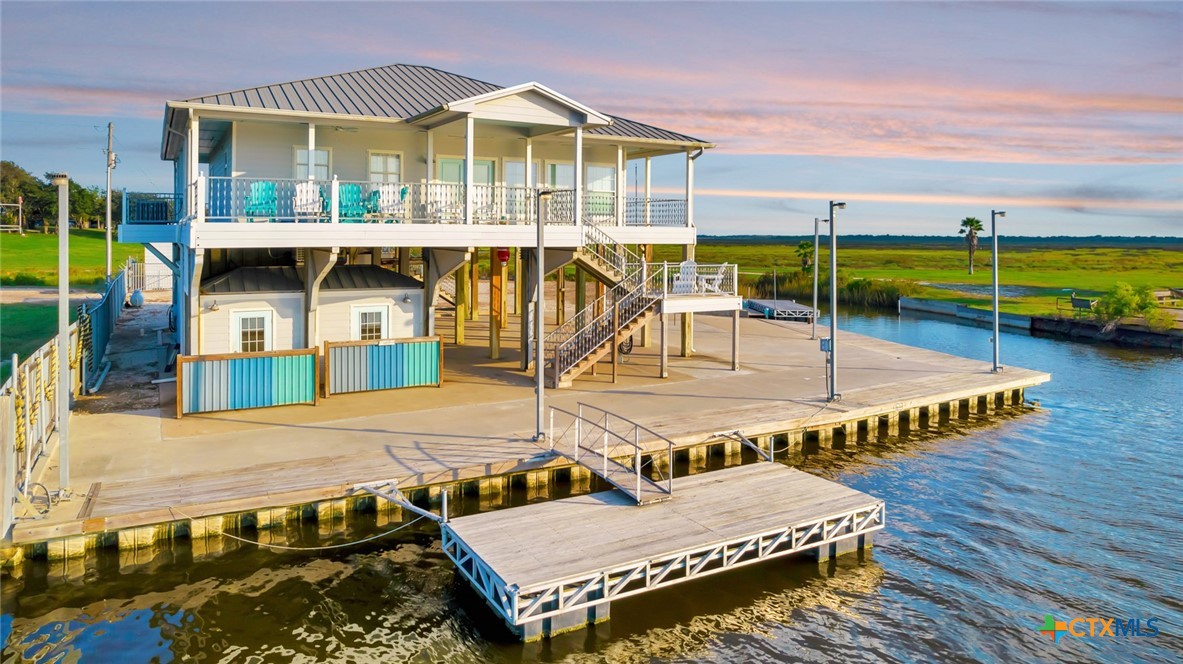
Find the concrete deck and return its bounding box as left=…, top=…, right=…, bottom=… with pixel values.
left=11, top=307, right=1050, bottom=545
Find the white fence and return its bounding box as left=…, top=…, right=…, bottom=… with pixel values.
left=125, top=257, right=172, bottom=292
left=1, top=267, right=128, bottom=537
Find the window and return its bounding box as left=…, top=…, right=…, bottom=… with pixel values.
left=586, top=165, right=616, bottom=192
left=548, top=163, right=574, bottom=189
left=353, top=305, right=389, bottom=341
left=232, top=311, right=272, bottom=353
left=369, top=152, right=402, bottom=183
left=295, top=148, right=331, bottom=179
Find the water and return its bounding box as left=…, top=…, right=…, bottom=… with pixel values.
left=3, top=312, right=1181, bottom=663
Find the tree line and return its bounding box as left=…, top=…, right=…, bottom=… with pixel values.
left=0, top=161, right=119, bottom=230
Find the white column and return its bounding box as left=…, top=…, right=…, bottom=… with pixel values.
left=426, top=129, right=435, bottom=182
left=644, top=156, right=651, bottom=226
left=685, top=149, right=695, bottom=228
left=616, top=145, right=625, bottom=226
left=574, top=126, right=583, bottom=226
left=525, top=137, right=534, bottom=223
left=307, top=123, right=316, bottom=180
left=188, top=113, right=200, bottom=209
left=464, top=116, right=475, bottom=225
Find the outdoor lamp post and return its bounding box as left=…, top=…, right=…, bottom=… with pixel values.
left=991, top=210, right=1006, bottom=373
left=50, top=172, right=71, bottom=493
left=534, top=189, right=554, bottom=442
left=828, top=201, right=845, bottom=402
left=811, top=216, right=828, bottom=340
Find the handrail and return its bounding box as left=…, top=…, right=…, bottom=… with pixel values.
left=547, top=403, right=675, bottom=503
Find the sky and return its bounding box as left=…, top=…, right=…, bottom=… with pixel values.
left=1, top=1, right=1180, bottom=237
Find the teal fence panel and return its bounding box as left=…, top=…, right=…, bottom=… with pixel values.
left=327, top=337, right=441, bottom=395
left=179, top=350, right=316, bottom=416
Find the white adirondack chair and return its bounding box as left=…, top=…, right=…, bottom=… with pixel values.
left=293, top=181, right=322, bottom=222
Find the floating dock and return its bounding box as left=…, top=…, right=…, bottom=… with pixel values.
left=441, top=462, right=883, bottom=640
left=745, top=298, right=817, bottom=320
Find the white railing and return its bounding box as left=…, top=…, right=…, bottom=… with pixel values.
left=625, top=197, right=688, bottom=227
left=547, top=403, right=674, bottom=504
left=2, top=268, right=129, bottom=535
left=581, top=223, right=644, bottom=277
left=192, top=176, right=578, bottom=225
left=582, top=191, right=617, bottom=226
left=647, top=261, right=738, bottom=298
left=125, top=257, right=172, bottom=291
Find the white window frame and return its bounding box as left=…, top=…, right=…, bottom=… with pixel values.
left=352, top=304, right=390, bottom=341
left=503, top=159, right=541, bottom=188
left=231, top=310, right=273, bottom=353
left=367, top=150, right=404, bottom=183
left=546, top=160, right=575, bottom=189
left=293, top=146, right=333, bottom=180
left=585, top=163, right=616, bottom=193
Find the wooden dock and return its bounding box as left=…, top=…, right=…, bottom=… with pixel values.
left=745, top=298, right=816, bottom=320
left=441, top=462, right=883, bottom=640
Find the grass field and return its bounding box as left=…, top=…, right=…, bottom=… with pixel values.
left=652, top=244, right=1182, bottom=316
left=0, top=229, right=144, bottom=287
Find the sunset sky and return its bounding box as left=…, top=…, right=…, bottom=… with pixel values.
left=2, top=1, right=1180, bottom=236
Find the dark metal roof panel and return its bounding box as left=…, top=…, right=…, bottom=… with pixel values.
left=178, top=64, right=708, bottom=144
left=588, top=115, right=706, bottom=144
left=200, top=267, right=303, bottom=294
left=323, top=265, right=422, bottom=290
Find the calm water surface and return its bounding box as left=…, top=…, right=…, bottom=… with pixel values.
left=3, top=312, right=1181, bottom=663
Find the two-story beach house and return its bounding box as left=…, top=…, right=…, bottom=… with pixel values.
left=121, top=64, right=739, bottom=400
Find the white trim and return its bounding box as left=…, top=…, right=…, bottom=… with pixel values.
left=421, top=82, right=613, bottom=126
left=366, top=149, right=405, bottom=183
left=231, top=310, right=273, bottom=352
left=352, top=304, right=390, bottom=341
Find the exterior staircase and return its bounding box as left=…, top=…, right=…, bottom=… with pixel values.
left=544, top=226, right=656, bottom=388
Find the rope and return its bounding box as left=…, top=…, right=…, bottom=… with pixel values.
left=88, top=494, right=433, bottom=552
left=77, top=305, right=93, bottom=374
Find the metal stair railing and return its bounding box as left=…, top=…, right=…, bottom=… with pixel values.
left=547, top=403, right=674, bottom=504
left=542, top=225, right=654, bottom=384
left=580, top=223, right=643, bottom=278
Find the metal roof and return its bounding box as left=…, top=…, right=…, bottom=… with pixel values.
left=201, top=267, right=303, bottom=294
left=182, top=64, right=501, bottom=119
left=166, top=64, right=710, bottom=156
left=323, top=265, right=422, bottom=290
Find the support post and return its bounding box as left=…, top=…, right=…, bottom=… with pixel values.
left=643, top=156, right=651, bottom=226
left=575, top=266, right=587, bottom=313
left=469, top=251, right=480, bottom=320
left=611, top=302, right=619, bottom=384
left=455, top=261, right=468, bottom=345
left=104, top=122, right=114, bottom=281
left=732, top=309, right=740, bottom=370
left=574, top=127, right=583, bottom=226
left=681, top=244, right=694, bottom=357
left=616, top=145, right=625, bottom=226
left=491, top=252, right=503, bottom=359
left=555, top=267, right=566, bottom=326
left=51, top=173, right=70, bottom=493
left=659, top=311, right=668, bottom=378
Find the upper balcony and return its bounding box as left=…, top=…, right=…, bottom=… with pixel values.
left=121, top=177, right=693, bottom=248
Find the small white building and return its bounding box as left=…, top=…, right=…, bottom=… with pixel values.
left=198, top=264, right=423, bottom=355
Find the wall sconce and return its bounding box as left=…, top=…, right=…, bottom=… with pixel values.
left=208, top=300, right=219, bottom=311
left=402, top=294, right=412, bottom=304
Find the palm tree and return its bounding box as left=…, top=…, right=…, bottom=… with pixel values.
left=796, top=240, right=814, bottom=273
left=958, top=217, right=984, bottom=275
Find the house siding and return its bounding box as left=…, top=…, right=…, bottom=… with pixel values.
left=317, top=290, right=424, bottom=345
left=197, top=292, right=305, bottom=355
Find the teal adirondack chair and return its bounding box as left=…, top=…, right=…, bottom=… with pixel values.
left=338, top=183, right=366, bottom=221
left=244, top=181, right=277, bottom=221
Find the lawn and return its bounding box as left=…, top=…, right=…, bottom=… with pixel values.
left=652, top=244, right=1182, bottom=317
left=0, top=229, right=144, bottom=287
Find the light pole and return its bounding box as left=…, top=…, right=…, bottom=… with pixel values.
left=827, top=201, right=845, bottom=402
left=811, top=216, right=828, bottom=340
left=104, top=122, right=115, bottom=281
left=991, top=209, right=1005, bottom=373
left=534, top=189, right=554, bottom=442
left=50, top=172, right=71, bottom=494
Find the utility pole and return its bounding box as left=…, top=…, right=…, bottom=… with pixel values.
left=50, top=172, right=71, bottom=495
left=105, top=122, right=116, bottom=281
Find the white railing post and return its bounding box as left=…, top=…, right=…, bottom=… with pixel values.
left=330, top=177, right=340, bottom=224
left=2, top=391, right=14, bottom=536
left=549, top=409, right=554, bottom=450
left=602, top=430, right=608, bottom=479
left=195, top=176, right=206, bottom=224
left=575, top=413, right=582, bottom=461
left=635, top=443, right=641, bottom=500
